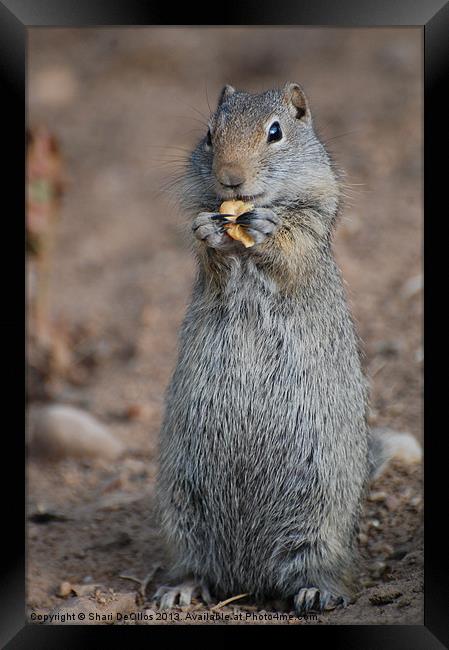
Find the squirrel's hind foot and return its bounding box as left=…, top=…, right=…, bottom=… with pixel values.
left=154, top=579, right=213, bottom=609
left=294, top=587, right=349, bottom=615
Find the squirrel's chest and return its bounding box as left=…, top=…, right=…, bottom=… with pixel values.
left=189, top=279, right=297, bottom=359
left=178, top=282, right=306, bottom=401
left=202, top=259, right=298, bottom=338
left=171, top=263, right=321, bottom=429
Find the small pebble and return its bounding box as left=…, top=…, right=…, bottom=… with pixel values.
left=385, top=495, right=400, bottom=511
left=358, top=532, right=368, bottom=545
left=57, top=581, right=74, bottom=598
left=368, top=491, right=387, bottom=502
left=28, top=404, right=124, bottom=461
left=401, top=273, right=423, bottom=299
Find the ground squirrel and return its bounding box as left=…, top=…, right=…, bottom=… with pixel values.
left=155, top=83, right=371, bottom=614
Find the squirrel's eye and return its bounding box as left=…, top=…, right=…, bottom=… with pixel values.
left=206, top=129, right=212, bottom=147
left=267, top=121, right=282, bottom=143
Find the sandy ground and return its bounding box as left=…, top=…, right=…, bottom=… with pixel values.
left=26, top=27, right=423, bottom=625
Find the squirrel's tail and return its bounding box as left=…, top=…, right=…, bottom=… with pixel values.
left=368, top=427, right=422, bottom=481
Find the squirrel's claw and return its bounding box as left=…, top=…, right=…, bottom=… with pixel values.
left=294, top=587, right=348, bottom=615
left=154, top=580, right=213, bottom=609
left=235, top=207, right=281, bottom=244
left=210, top=213, right=233, bottom=221
left=294, top=587, right=321, bottom=614
left=193, top=212, right=236, bottom=250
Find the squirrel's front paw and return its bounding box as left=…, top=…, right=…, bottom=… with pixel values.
left=192, top=212, right=236, bottom=251
left=235, top=208, right=281, bottom=245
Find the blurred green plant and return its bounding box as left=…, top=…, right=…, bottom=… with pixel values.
left=27, top=126, right=65, bottom=258
left=26, top=126, right=70, bottom=398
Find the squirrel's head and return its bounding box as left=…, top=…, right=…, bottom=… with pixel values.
left=188, top=82, right=339, bottom=212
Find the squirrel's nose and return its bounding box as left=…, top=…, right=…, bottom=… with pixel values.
left=217, top=165, right=246, bottom=189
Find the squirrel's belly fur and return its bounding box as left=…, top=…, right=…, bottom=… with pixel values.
left=157, top=256, right=369, bottom=601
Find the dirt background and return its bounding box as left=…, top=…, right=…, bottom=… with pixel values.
left=26, top=27, right=423, bottom=625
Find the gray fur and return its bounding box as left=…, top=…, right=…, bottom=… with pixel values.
left=156, top=83, right=370, bottom=612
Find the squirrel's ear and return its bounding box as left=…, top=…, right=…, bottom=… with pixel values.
left=218, top=84, right=236, bottom=106
left=283, top=82, right=310, bottom=121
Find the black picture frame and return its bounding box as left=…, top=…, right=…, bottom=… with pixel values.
left=3, top=1, right=447, bottom=647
